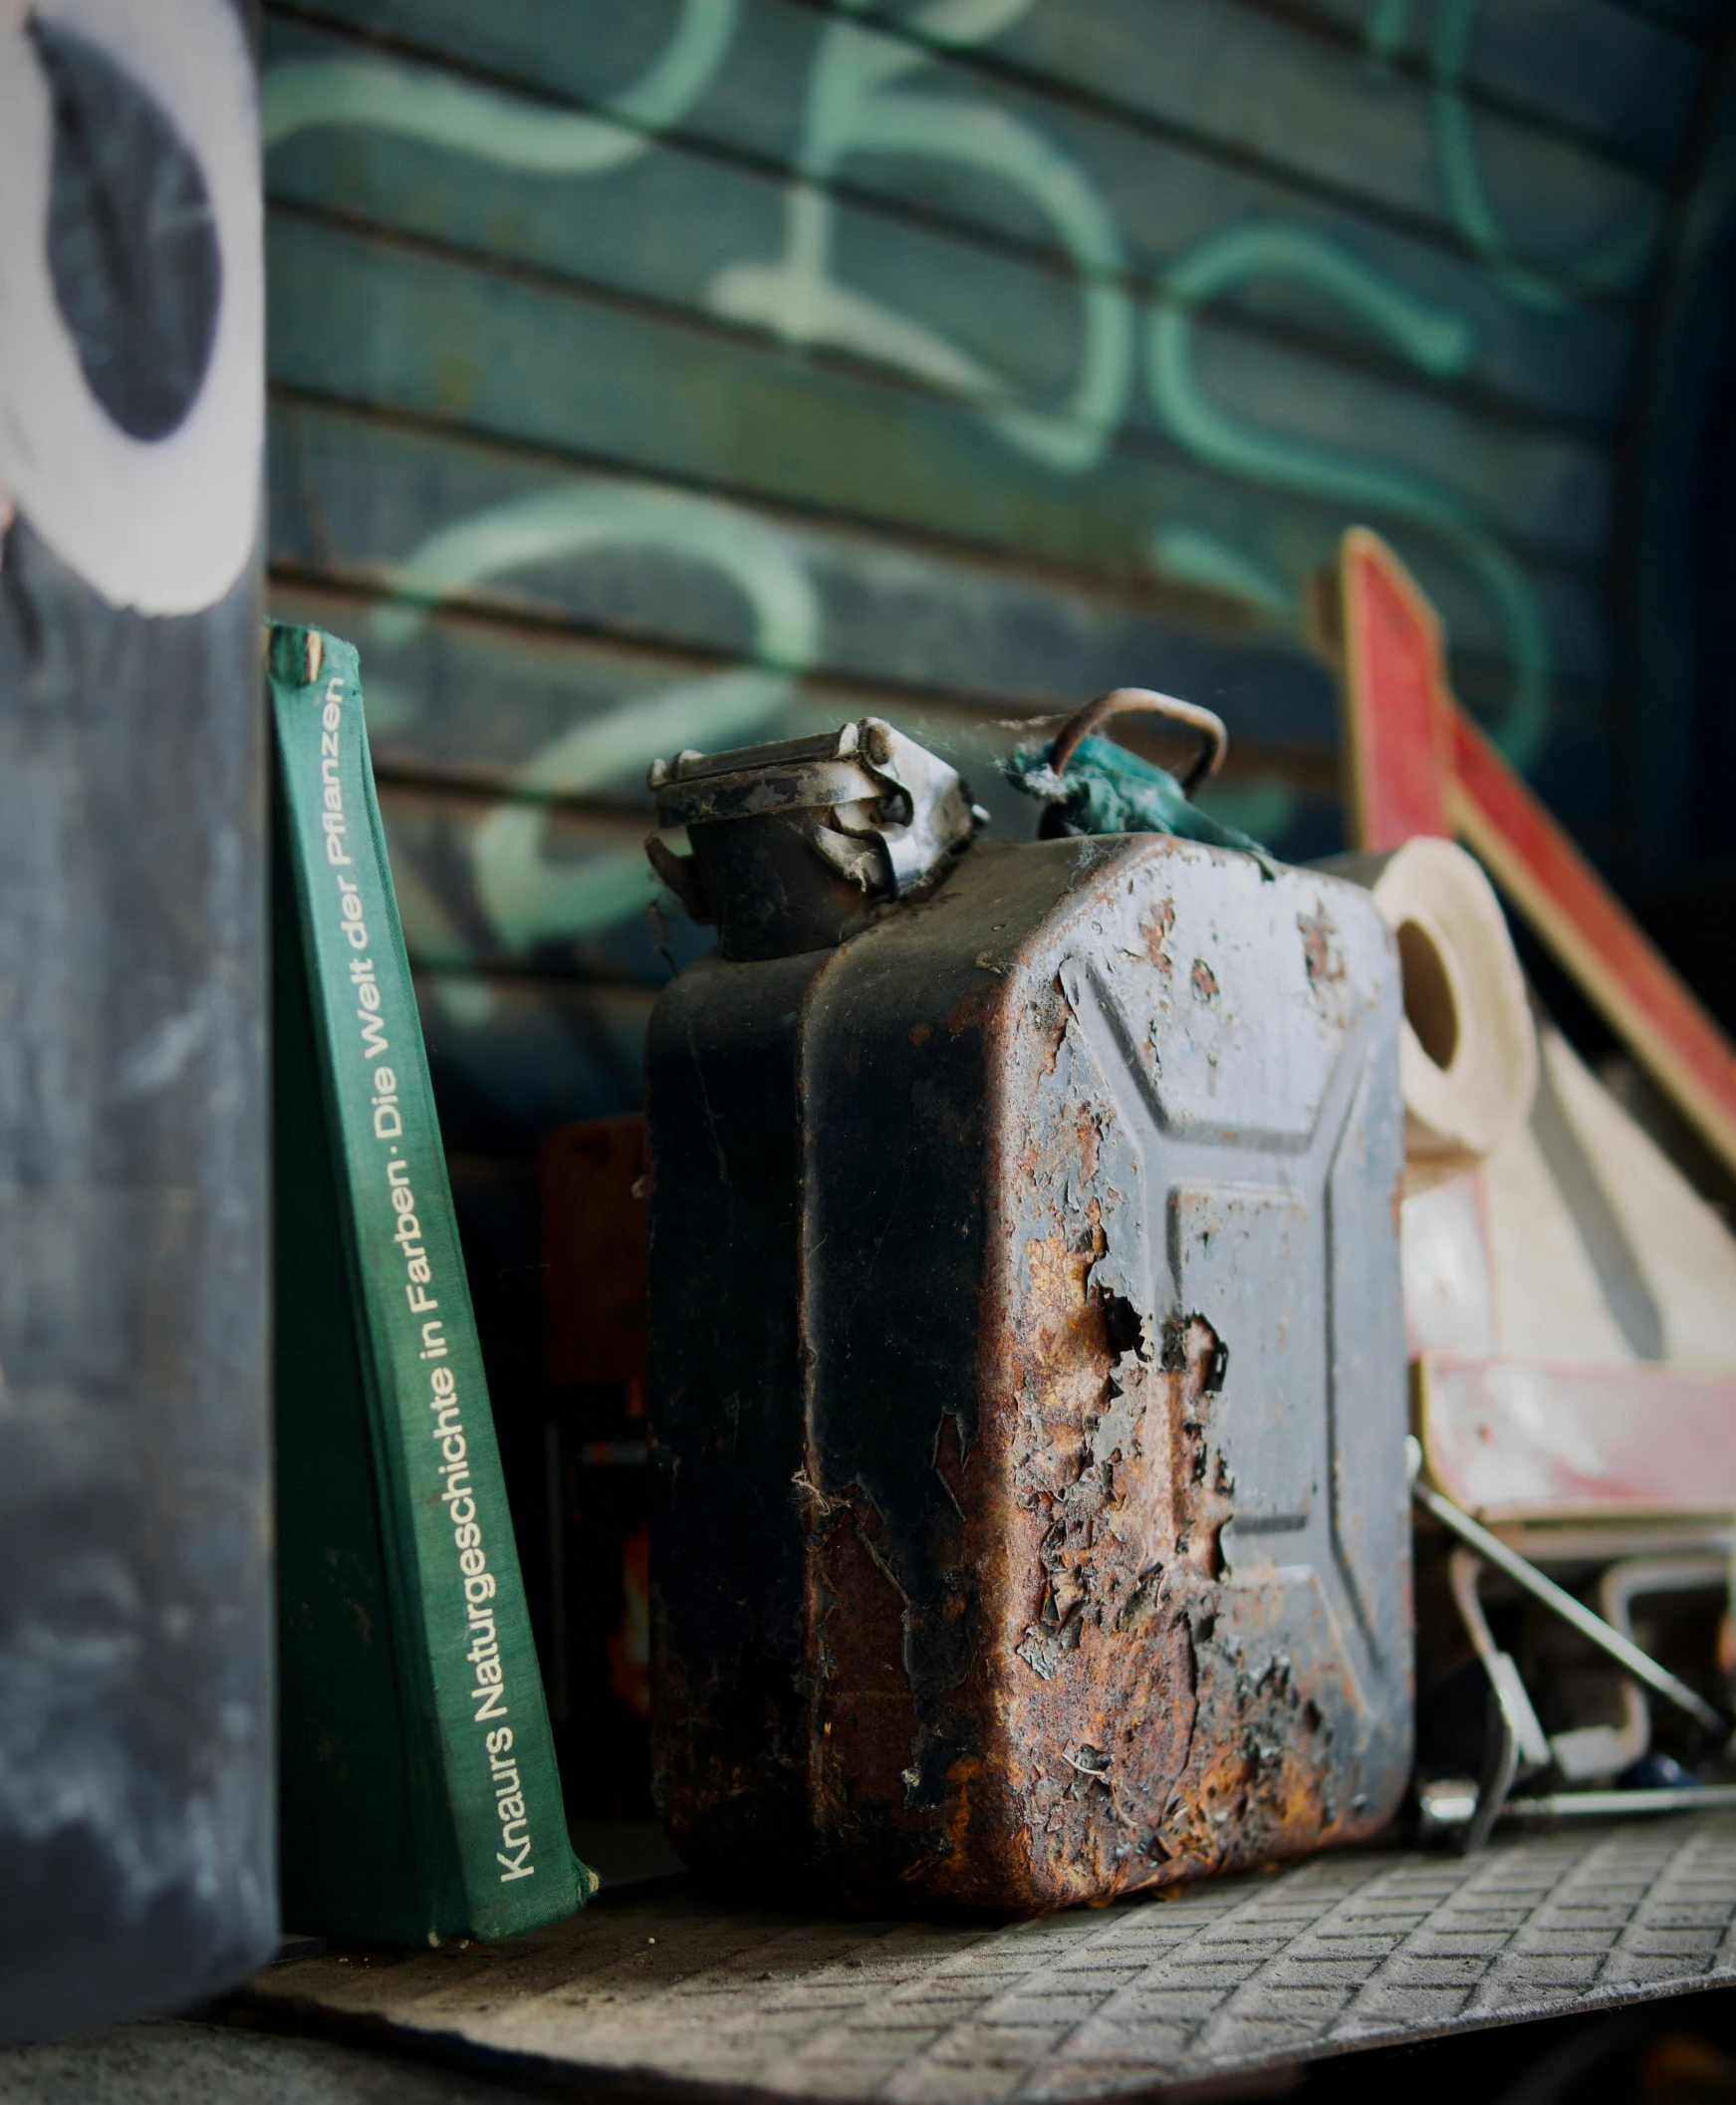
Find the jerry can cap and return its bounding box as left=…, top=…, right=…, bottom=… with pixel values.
left=646, top=718, right=984, bottom=960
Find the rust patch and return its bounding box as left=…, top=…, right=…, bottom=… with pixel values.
left=811, top=1486, right=922, bottom=1845
left=1189, top=958, right=1218, bottom=1004
left=932, top=1407, right=972, bottom=1507
left=1298, top=907, right=1345, bottom=987
left=1153, top=1647, right=1333, bottom=1879
left=991, top=1278, right=1338, bottom=1911
left=1075, top=1105, right=1101, bottom=1185
left=945, top=983, right=995, bottom=1038
left=1166, top=1317, right=1234, bottom=1581
left=933, top=1751, right=988, bottom=1874
left=1018, top=1231, right=1109, bottom=1497
left=1034, top=972, right=1071, bottom=1077
left=909, top=1021, right=931, bottom=1047
left=1140, top=899, right=1175, bottom=974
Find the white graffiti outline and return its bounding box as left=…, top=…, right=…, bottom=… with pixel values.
left=708, top=0, right=1131, bottom=473
left=1427, top=0, right=1659, bottom=313
left=263, top=0, right=1598, bottom=868
left=1360, top=0, right=1660, bottom=313
left=374, top=481, right=820, bottom=954
left=263, top=0, right=738, bottom=170
left=1148, top=221, right=1551, bottom=767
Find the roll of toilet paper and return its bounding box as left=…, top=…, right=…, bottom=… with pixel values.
left=1333, top=837, right=1537, bottom=1193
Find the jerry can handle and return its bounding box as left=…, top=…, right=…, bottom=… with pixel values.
left=1051, top=687, right=1228, bottom=795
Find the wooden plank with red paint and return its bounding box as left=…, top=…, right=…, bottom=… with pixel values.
left=1336, top=527, right=1736, bottom=1181
left=1417, top=1353, right=1736, bottom=1523
left=1339, top=526, right=1452, bottom=850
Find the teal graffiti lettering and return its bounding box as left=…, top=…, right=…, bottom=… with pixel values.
left=1149, top=525, right=1292, bottom=619
left=1359, top=0, right=1659, bottom=312
left=1148, top=222, right=1550, bottom=768
left=374, top=483, right=820, bottom=954
left=708, top=0, right=1130, bottom=473
left=262, top=0, right=737, bottom=169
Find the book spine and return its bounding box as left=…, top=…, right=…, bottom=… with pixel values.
left=268, top=624, right=582, bottom=1939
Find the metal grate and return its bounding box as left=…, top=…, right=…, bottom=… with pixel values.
left=247, top=1812, right=1736, bottom=2100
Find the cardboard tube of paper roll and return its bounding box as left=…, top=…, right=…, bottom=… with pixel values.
left=1327, top=838, right=1537, bottom=1192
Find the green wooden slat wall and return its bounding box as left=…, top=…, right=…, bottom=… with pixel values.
left=263, top=0, right=1734, bottom=1136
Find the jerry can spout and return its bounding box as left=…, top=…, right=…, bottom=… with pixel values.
left=645, top=718, right=983, bottom=960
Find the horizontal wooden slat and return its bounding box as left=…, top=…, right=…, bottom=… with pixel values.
left=261, top=27, right=1616, bottom=566
left=269, top=410, right=1621, bottom=832
left=1178, top=315, right=1610, bottom=559
left=265, top=216, right=1617, bottom=710
left=271, top=570, right=1613, bottom=915
left=270, top=398, right=1344, bottom=747
left=1280, top=0, right=1702, bottom=172
left=272, top=566, right=1358, bottom=946
left=845, top=0, right=1668, bottom=280
left=378, top=782, right=678, bottom=979
left=300, top=560, right=1333, bottom=763
left=1601, top=0, right=1731, bottom=40
left=261, top=10, right=1637, bottom=430
left=380, top=765, right=1356, bottom=971
left=276, top=580, right=1080, bottom=839
left=268, top=0, right=1666, bottom=294
left=271, top=564, right=1340, bottom=781
left=418, top=968, right=653, bottom=1137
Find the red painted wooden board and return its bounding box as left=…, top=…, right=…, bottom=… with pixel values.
left=1417, top=1353, right=1736, bottom=1522
left=1339, top=527, right=1453, bottom=849
left=1336, top=530, right=1736, bottom=1181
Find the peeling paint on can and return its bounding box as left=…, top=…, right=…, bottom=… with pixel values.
left=647, top=835, right=1410, bottom=1914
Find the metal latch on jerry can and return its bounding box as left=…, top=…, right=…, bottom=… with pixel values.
left=643, top=698, right=1412, bottom=1915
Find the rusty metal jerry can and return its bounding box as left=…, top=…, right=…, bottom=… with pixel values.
left=644, top=714, right=1412, bottom=1914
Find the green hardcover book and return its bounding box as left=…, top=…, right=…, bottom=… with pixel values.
left=269, top=622, right=591, bottom=1943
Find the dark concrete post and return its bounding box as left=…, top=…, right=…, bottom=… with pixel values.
left=0, top=0, right=274, bottom=2038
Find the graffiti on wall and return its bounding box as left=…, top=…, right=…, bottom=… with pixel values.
left=262, top=0, right=1662, bottom=985
left=2, top=0, right=261, bottom=613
